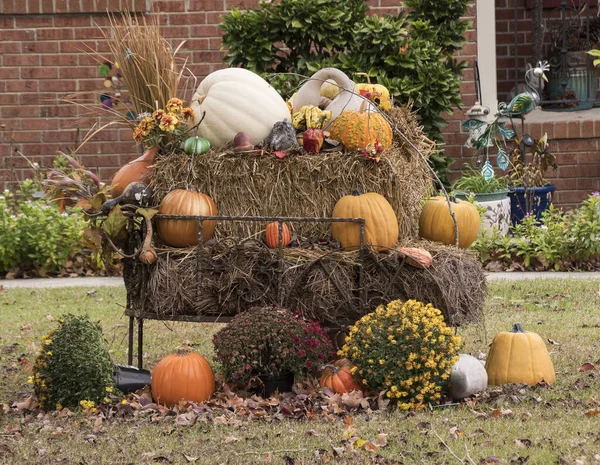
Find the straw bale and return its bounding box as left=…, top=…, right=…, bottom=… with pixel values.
left=134, top=240, right=485, bottom=327
left=149, top=104, right=432, bottom=242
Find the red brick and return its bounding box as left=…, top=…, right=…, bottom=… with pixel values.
left=21, top=67, right=58, bottom=79
left=581, top=120, right=595, bottom=138
left=555, top=139, right=597, bottom=153
left=0, top=42, right=21, bottom=54
left=554, top=122, right=568, bottom=139
left=2, top=106, right=40, bottom=118
left=14, top=16, right=52, bottom=28
left=190, top=24, right=222, bottom=36
left=22, top=41, right=59, bottom=53
left=567, top=121, right=581, bottom=138
left=559, top=165, right=600, bottom=178
left=55, top=0, right=68, bottom=13
left=3, top=54, right=41, bottom=66
left=6, top=81, right=38, bottom=92
left=554, top=153, right=578, bottom=165
left=578, top=152, right=600, bottom=164
left=556, top=190, right=589, bottom=204
left=41, top=54, right=79, bottom=66
left=59, top=67, right=99, bottom=79
left=74, top=28, right=108, bottom=40
left=19, top=93, right=57, bottom=105
left=578, top=178, right=600, bottom=190
left=190, top=0, right=225, bottom=9
left=0, top=29, right=36, bottom=42
left=53, top=16, right=91, bottom=27
left=38, top=80, right=78, bottom=92
left=28, top=0, right=41, bottom=13
left=155, top=0, right=185, bottom=11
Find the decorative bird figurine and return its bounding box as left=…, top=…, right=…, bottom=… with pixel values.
left=498, top=61, right=550, bottom=117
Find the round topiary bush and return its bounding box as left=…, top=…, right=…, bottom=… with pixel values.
left=338, top=299, right=461, bottom=410
left=31, top=314, right=116, bottom=411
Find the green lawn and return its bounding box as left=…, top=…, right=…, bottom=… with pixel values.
left=1, top=279, right=600, bottom=464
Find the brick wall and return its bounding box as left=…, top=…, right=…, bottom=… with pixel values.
left=2, top=0, right=426, bottom=188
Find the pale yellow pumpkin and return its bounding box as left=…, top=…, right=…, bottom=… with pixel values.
left=486, top=323, right=555, bottom=386
left=331, top=190, right=399, bottom=251
left=418, top=196, right=480, bottom=249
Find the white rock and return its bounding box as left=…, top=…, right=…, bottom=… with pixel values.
left=449, top=353, right=488, bottom=400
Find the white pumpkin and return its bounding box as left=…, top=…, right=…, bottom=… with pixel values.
left=190, top=68, right=291, bottom=149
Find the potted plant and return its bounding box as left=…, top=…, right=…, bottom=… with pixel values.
left=452, top=165, right=511, bottom=235
left=212, top=306, right=334, bottom=397
left=505, top=133, right=557, bottom=225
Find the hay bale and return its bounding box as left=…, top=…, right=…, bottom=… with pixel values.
left=135, top=240, right=485, bottom=327
left=149, top=104, right=432, bottom=242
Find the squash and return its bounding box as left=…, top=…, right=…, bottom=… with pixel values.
left=293, top=68, right=380, bottom=127
left=418, top=196, right=480, bottom=249
left=319, top=359, right=364, bottom=394
left=184, top=136, right=210, bottom=155
left=265, top=222, right=291, bottom=248
left=190, top=68, right=290, bottom=149
left=156, top=189, right=217, bottom=247
left=355, top=72, right=392, bottom=112
left=397, top=247, right=433, bottom=269
left=486, top=323, right=555, bottom=386
left=110, top=146, right=158, bottom=198
left=331, top=190, right=399, bottom=252
left=151, top=347, right=215, bottom=407
left=329, top=101, right=393, bottom=153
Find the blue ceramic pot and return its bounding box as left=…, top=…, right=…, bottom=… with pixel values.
left=508, top=185, right=556, bottom=225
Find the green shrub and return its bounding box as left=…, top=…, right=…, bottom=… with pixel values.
left=31, top=314, right=116, bottom=411
left=471, top=193, right=600, bottom=269
left=220, top=0, right=471, bottom=186
left=0, top=187, right=85, bottom=274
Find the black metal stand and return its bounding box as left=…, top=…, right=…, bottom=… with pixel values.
left=122, top=213, right=408, bottom=369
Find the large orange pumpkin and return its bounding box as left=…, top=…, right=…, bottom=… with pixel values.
left=111, top=146, right=158, bottom=198
left=151, top=348, right=215, bottom=407
left=329, top=103, right=392, bottom=153
left=319, top=359, right=364, bottom=394
left=331, top=190, right=399, bottom=251
left=265, top=222, right=291, bottom=248
left=418, top=196, right=480, bottom=249
left=157, top=189, right=217, bottom=247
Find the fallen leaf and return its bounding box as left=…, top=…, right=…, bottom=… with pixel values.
left=574, top=457, right=587, bottom=465
left=585, top=408, right=600, bottom=417
left=580, top=363, right=597, bottom=372
left=15, top=396, right=38, bottom=411
left=343, top=427, right=357, bottom=440
left=45, top=314, right=54, bottom=321
left=283, top=456, right=295, bottom=465
left=182, top=454, right=199, bottom=463
left=264, top=452, right=272, bottom=463
left=223, top=435, right=239, bottom=443
left=374, top=433, right=388, bottom=447
left=92, top=416, right=103, bottom=433
left=448, top=426, right=463, bottom=439
left=343, top=416, right=354, bottom=427
left=305, top=429, right=320, bottom=437
left=364, top=441, right=379, bottom=452
left=547, top=338, right=560, bottom=345
left=20, top=324, right=32, bottom=331
left=351, top=438, right=367, bottom=449
left=481, top=457, right=503, bottom=463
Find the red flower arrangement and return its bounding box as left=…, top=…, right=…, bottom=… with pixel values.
left=213, top=306, right=334, bottom=382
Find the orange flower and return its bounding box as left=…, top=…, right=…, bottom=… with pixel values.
left=152, top=109, right=165, bottom=121
left=132, top=127, right=145, bottom=143
left=159, top=113, right=178, bottom=131
left=138, top=117, right=154, bottom=136
left=166, top=98, right=183, bottom=114
left=182, top=107, right=194, bottom=120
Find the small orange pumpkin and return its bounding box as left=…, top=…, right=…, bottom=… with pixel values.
left=111, top=146, right=158, bottom=198
left=319, top=358, right=364, bottom=394
left=265, top=222, right=291, bottom=248
left=157, top=189, right=217, bottom=247
left=151, top=347, right=215, bottom=407
left=329, top=102, right=392, bottom=153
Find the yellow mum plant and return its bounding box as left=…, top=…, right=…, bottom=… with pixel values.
left=339, top=299, right=461, bottom=410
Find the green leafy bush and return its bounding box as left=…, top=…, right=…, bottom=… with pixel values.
left=31, top=314, right=116, bottom=411
left=220, top=0, right=471, bottom=185
left=472, top=193, right=600, bottom=270
left=0, top=186, right=85, bottom=274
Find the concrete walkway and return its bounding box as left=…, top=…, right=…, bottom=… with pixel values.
left=1, top=272, right=600, bottom=289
